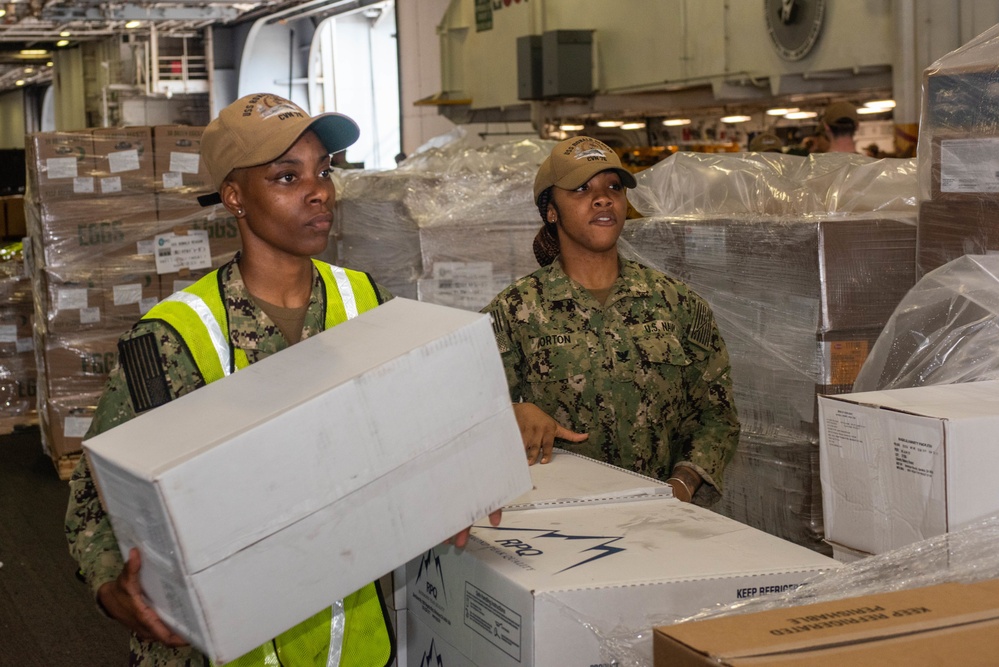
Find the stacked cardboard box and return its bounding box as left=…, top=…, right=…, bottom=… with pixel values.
left=405, top=476, right=839, bottom=667
left=654, top=579, right=999, bottom=666
left=0, top=246, right=37, bottom=427
left=334, top=137, right=553, bottom=310
left=917, top=23, right=999, bottom=274
left=24, top=125, right=240, bottom=471
left=622, top=210, right=917, bottom=553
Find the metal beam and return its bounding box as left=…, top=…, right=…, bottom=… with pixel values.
left=41, top=4, right=240, bottom=22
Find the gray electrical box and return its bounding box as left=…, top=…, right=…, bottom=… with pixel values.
left=517, top=35, right=543, bottom=100
left=542, top=30, right=594, bottom=98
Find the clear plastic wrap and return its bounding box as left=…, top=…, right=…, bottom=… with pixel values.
left=853, top=254, right=999, bottom=391
left=334, top=135, right=556, bottom=309
left=628, top=151, right=917, bottom=218
left=917, top=22, right=999, bottom=274
left=586, top=512, right=999, bottom=667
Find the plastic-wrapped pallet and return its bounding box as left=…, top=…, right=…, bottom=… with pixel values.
left=917, top=23, right=999, bottom=275
left=334, top=130, right=555, bottom=310
left=23, top=127, right=242, bottom=474
left=623, top=151, right=918, bottom=552
left=0, top=243, right=37, bottom=427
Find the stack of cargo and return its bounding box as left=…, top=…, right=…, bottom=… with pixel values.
left=335, top=133, right=554, bottom=311
left=24, top=125, right=240, bottom=476
left=624, top=151, right=918, bottom=553
left=0, top=238, right=36, bottom=431
left=917, top=22, right=999, bottom=275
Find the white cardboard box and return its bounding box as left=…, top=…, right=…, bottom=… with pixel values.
left=819, top=381, right=999, bottom=555
left=384, top=449, right=673, bottom=615
left=405, top=498, right=839, bottom=667
left=84, top=297, right=531, bottom=664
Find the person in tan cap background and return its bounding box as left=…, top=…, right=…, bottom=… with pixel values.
left=483, top=136, right=740, bottom=506
left=822, top=100, right=860, bottom=153
left=748, top=132, right=784, bottom=153
left=67, top=92, right=497, bottom=667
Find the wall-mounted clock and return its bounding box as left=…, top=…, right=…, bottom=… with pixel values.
left=764, top=0, right=826, bottom=61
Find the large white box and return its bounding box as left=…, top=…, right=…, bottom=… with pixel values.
left=83, top=297, right=531, bottom=664
left=405, top=498, right=839, bottom=667
left=819, top=380, right=999, bottom=555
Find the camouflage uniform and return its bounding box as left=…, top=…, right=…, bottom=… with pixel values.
left=485, top=257, right=739, bottom=494
left=65, top=255, right=391, bottom=667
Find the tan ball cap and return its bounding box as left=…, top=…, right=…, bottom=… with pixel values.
left=823, top=101, right=859, bottom=126
left=197, top=92, right=360, bottom=206
left=533, top=136, right=637, bottom=202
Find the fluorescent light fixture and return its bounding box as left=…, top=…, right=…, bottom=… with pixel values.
left=20, top=49, right=49, bottom=56
left=597, top=120, right=623, bottom=128
left=56, top=40, right=70, bottom=47
left=785, top=111, right=818, bottom=119
left=767, top=107, right=798, bottom=116
left=559, top=124, right=584, bottom=132
left=721, top=115, right=752, bottom=123
left=864, top=99, right=896, bottom=110
left=857, top=106, right=888, bottom=114
left=24, top=67, right=34, bottom=74
left=15, top=80, right=25, bottom=86
left=125, top=20, right=142, bottom=29
left=662, top=118, right=691, bottom=127
left=621, top=122, right=646, bottom=130
left=0, top=9, right=6, bottom=17
left=59, top=31, right=71, bottom=37
left=46, top=62, right=53, bottom=67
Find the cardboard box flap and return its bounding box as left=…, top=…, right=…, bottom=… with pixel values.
left=506, top=449, right=670, bottom=510
left=465, top=499, right=836, bottom=594
left=825, top=380, right=999, bottom=420
left=656, top=579, right=999, bottom=663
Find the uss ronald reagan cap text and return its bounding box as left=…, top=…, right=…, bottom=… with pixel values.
left=197, top=93, right=360, bottom=206
left=533, top=136, right=637, bottom=202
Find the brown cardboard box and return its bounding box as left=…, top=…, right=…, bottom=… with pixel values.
left=0, top=350, right=37, bottom=418
left=917, top=198, right=999, bottom=275
left=654, top=579, right=999, bottom=666
left=5, top=194, right=26, bottom=238
left=26, top=131, right=97, bottom=201
left=153, top=125, right=210, bottom=192
left=44, top=393, right=100, bottom=458
left=92, top=126, right=155, bottom=196
left=37, top=195, right=160, bottom=268
left=39, top=266, right=107, bottom=334
left=43, top=331, right=119, bottom=398
left=0, top=303, right=34, bottom=357
left=103, top=261, right=160, bottom=327
left=621, top=215, right=918, bottom=334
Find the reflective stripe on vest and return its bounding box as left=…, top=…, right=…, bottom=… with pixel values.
left=141, top=260, right=391, bottom=667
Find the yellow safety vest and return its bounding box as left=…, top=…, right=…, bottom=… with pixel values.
left=141, top=259, right=393, bottom=667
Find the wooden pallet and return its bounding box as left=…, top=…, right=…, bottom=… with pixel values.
left=0, top=413, right=39, bottom=437
left=54, top=453, right=82, bottom=481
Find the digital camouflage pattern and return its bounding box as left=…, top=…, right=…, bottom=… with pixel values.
left=485, top=257, right=739, bottom=494
left=65, top=255, right=391, bottom=667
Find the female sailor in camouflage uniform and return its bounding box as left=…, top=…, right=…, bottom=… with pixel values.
left=484, top=136, right=740, bottom=504
left=66, top=93, right=402, bottom=667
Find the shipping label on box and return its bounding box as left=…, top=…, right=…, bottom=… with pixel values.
left=83, top=298, right=531, bottom=663
left=407, top=498, right=838, bottom=667
left=820, top=380, right=999, bottom=554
